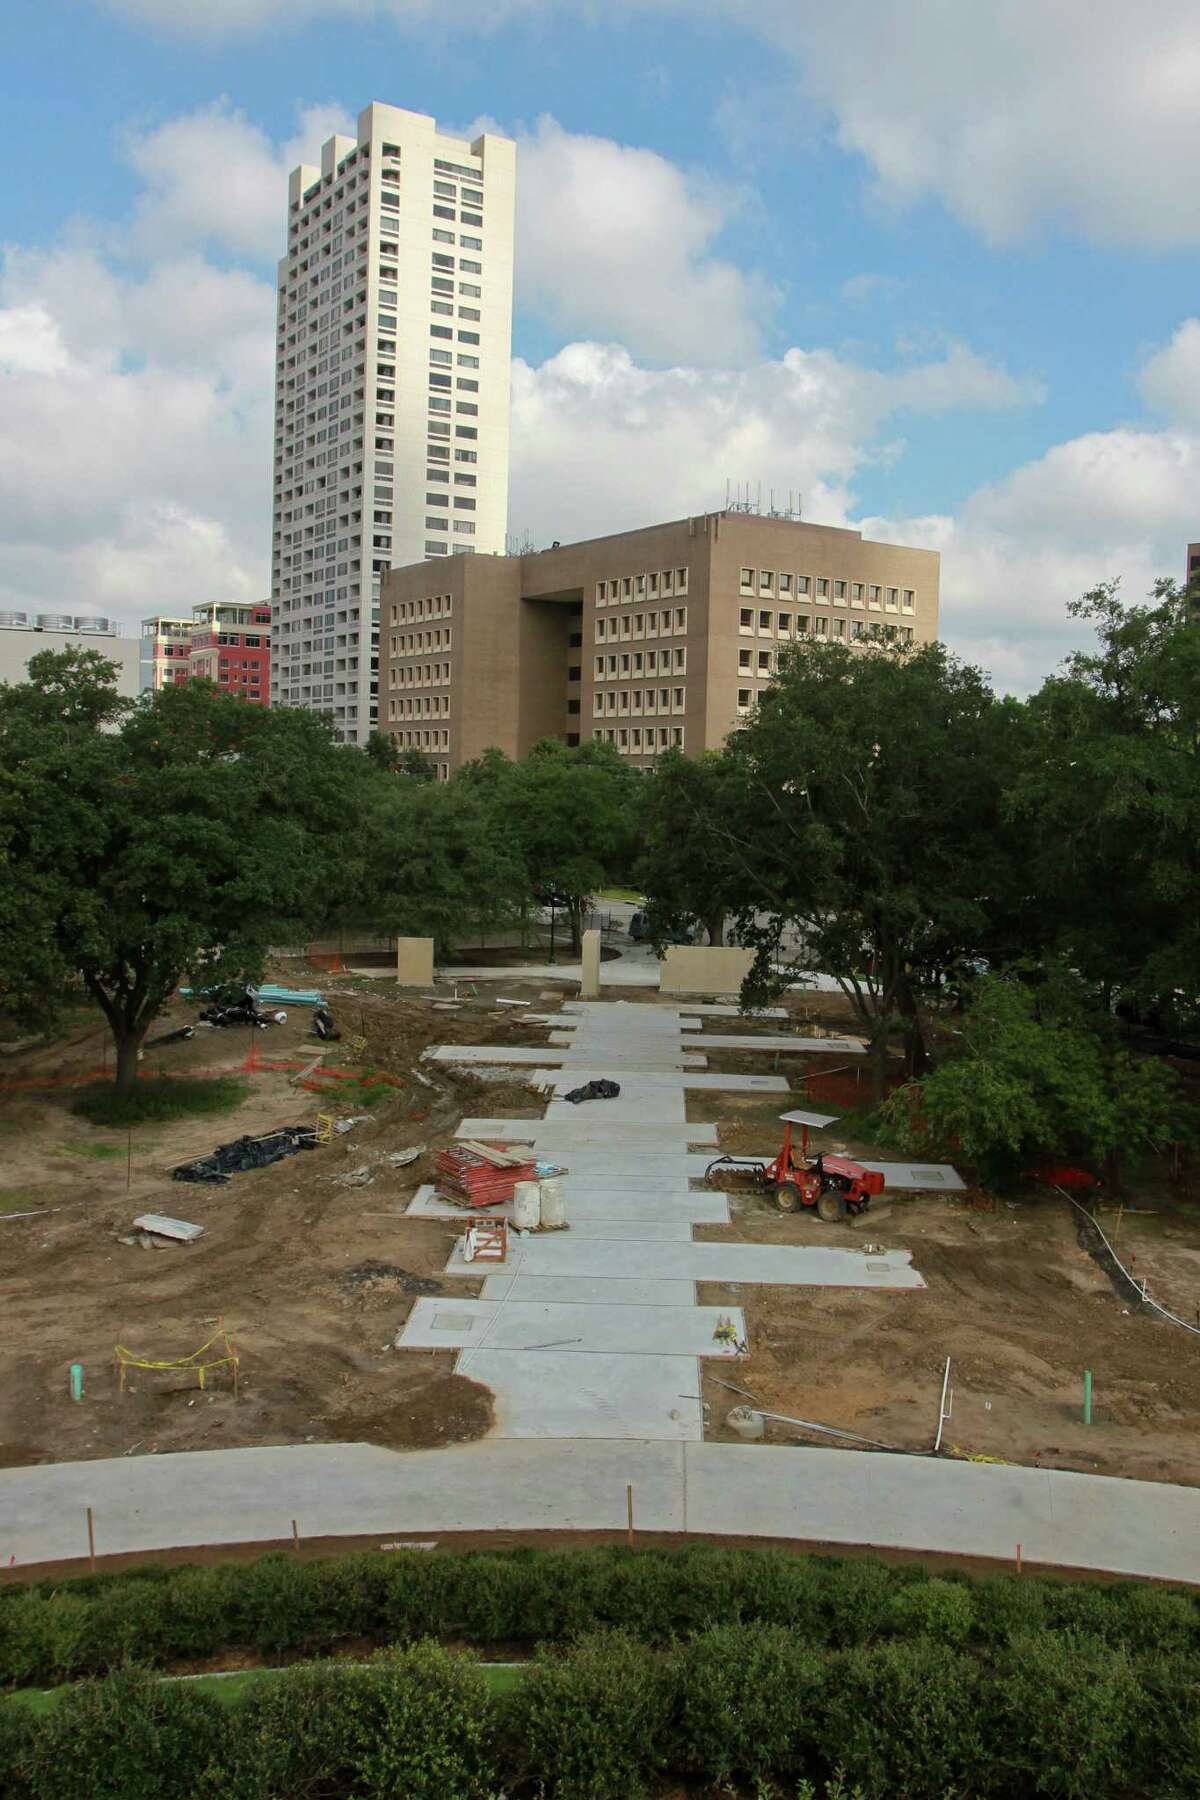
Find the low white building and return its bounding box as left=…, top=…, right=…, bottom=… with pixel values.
left=0, top=612, right=140, bottom=698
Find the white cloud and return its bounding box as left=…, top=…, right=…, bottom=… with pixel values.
left=749, top=0, right=1200, bottom=250
left=122, top=98, right=354, bottom=259
left=1138, top=318, right=1200, bottom=427
left=515, top=116, right=772, bottom=366
left=0, top=305, right=70, bottom=376
left=864, top=425, right=1200, bottom=691
left=0, top=244, right=274, bottom=622
left=103, top=1, right=1200, bottom=250
left=509, top=337, right=1039, bottom=547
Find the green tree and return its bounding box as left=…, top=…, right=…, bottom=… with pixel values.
left=0, top=656, right=370, bottom=1094
left=881, top=973, right=1185, bottom=1188
left=366, top=773, right=529, bottom=956
left=1012, top=580, right=1200, bottom=1027
left=717, top=639, right=1018, bottom=1098
left=636, top=749, right=744, bottom=946
left=476, top=740, right=638, bottom=954
left=364, top=730, right=436, bottom=780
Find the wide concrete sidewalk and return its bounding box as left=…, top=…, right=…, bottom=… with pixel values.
left=3, top=1439, right=1198, bottom=1583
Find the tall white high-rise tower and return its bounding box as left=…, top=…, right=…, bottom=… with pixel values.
left=269, top=103, right=516, bottom=742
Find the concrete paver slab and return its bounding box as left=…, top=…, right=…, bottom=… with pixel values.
left=533, top=1069, right=791, bottom=1093
left=446, top=1235, right=925, bottom=1289
left=551, top=1218, right=695, bottom=1241
left=674, top=1004, right=789, bottom=1018
left=403, top=1195, right=695, bottom=1241
left=406, top=1185, right=730, bottom=1225
left=479, top=1275, right=701, bottom=1306
left=695, top=1035, right=864, bottom=1055
left=454, top=1120, right=720, bottom=1148
left=398, top=1298, right=745, bottom=1356
left=461, top=1349, right=703, bottom=1440
left=861, top=1160, right=967, bottom=1191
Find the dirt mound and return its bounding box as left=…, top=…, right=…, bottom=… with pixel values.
left=332, top=1372, right=494, bottom=1450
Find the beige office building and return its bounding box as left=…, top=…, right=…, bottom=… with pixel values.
left=270, top=103, right=516, bottom=743
left=382, top=510, right=940, bottom=777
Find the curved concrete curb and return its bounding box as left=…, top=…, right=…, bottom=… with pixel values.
left=3, top=1439, right=1198, bottom=1584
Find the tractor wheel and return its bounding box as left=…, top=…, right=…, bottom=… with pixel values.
left=817, top=1189, right=847, bottom=1223
left=774, top=1182, right=802, bottom=1213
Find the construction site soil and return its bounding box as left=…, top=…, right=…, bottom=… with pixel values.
left=2, top=974, right=1199, bottom=1500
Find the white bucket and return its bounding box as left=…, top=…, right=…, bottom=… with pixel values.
left=539, top=1176, right=567, bottom=1227
left=512, top=1180, right=541, bottom=1230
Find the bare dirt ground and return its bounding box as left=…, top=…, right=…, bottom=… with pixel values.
left=3, top=973, right=1200, bottom=1499
left=690, top=999, right=1200, bottom=1487
left=0, top=968, right=550, bottom=1469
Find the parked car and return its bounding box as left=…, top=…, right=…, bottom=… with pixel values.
left=629, top=912, right=694, bottom=945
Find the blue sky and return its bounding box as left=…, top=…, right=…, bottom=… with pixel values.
left=3, top=0, right=1199, bottom=690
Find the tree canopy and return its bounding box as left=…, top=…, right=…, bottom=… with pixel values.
left=708, top=638, right=1018, bottom=1093
left=634, top=750, right=744, bottom=947
left=881, top=972, right=1185, bottom=1188
left=461, top=740, right=638, bottom=951
left=1009, top=581, right=1200, bottom=1024
left=0, top=656, right=370, bottom=1091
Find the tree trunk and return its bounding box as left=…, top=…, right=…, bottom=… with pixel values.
left=895, top=971, right=928, bottom=1077
left=705, top=909, right=727, bottom=946
left=869, top=1025, right=890, bottom=1108
left=903, top=1018, right=928, bottom=1078
left=567, top=898, right=583, bottom=956
left=114, top=1027, right=143, bottom=1097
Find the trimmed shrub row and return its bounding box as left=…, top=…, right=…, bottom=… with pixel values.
left=3, top=1627, right=1200, bottom=1800
left=2, top=1545, right=1197, bottom=1687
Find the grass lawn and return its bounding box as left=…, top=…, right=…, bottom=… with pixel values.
left=596, top=887, right=644, bottom=904
left=4, top=1662, right=526, bottom=1716
left=74, top=1077, right=249, bottom=1130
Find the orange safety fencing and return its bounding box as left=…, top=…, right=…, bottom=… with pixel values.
left=0, top=1049, right=403, bottom=1096
left=0, top=1063, right=247, bottom=1093
left=240, top=1038, right=403, bottom=1092
left=306, top=945, right=345, bottom=972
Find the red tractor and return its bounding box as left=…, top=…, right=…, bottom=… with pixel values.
left=705, top=1109, right=885, bottom=1222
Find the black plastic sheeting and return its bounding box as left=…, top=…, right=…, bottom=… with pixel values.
left=172, top=1126, right=318, bottom=1186
left=562, top=1079, right=621, bottom=1104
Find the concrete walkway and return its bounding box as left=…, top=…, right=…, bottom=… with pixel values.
left=4, top=1440, right=1198, bottom=1583
left=403, top=1000, right=927, bottom=1442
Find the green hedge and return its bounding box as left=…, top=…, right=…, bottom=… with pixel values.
left=3, top=1628, right=1200, bottom=1800
left=3, top=1545, right=1198, bottom=1688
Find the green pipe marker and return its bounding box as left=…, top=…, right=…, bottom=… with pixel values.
left=69, top=1363, right=84, bottom=1404
left=1083, top=1369, right=1093, bottom=1426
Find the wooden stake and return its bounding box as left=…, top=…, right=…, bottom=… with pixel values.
left=87, top=1507, right=96, bottom=1573
left=292, top=1519, right=300, bottom=1555
left=1015, top=1542, right=1022, bottom=1576
left=626, top=1483, right=634, bottom=1549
